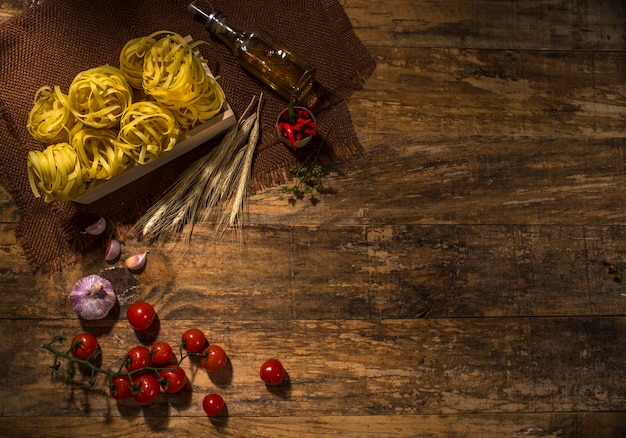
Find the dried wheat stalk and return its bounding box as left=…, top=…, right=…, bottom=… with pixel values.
left=134, top=94, right=262, bottom=242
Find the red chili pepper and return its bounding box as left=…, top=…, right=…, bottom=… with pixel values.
left=283, top=124, right=297, bottom=151
left=302, top=127, right=316, bottom=136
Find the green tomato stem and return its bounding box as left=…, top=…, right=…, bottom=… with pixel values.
left=41, top=335, right=209, bottom=392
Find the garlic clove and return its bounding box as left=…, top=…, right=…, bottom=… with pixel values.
left=82, top=217, right=107, bottom=236
left=104, top=239, right=121, bottom=262
left=69, top=274, right=116, bottom=320
left=125, top=251, right=148, bottom=271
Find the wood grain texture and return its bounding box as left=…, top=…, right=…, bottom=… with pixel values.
left=1, top=318, right=624, bottom=416
left=1, top=0, right=625, bottom=437
left=352, top=48, right=626, bottom=138
left=1, top=413, right=625, bottom=438
left=1, top=224, right=625, bottom=321
left=343, top=0, right=626, bottom=51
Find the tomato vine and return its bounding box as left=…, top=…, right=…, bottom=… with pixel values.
left=42, top=333, right=210, bottom=397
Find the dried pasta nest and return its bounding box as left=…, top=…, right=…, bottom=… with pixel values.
left=27, top=85, right=75, bottom=144
left=141, top=32, right=208, bottom=108
left=170, top=75, right=225, bottom=129
left=115, top=101, right=179, bottom=165
left=119, top=33, right=159, bottom=89
left=27, top=143, right=90, bottom=202
left=70, top=125, right=130, bottom=180
left=134, top=32, right=226, bottom=128
left=68, top=65, right=133, bottom=129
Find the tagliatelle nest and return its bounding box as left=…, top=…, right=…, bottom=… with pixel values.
left=70, top=125, right=130, bottom=181
left=142, top=33, right=209, bottom=109
left=27, top=85, right=75, bottom=144
left=119, top=32, right=160, bottom=89
left=27, top=143, right=89, bottom=202
left=115, top=101, right=180, bottom=165
left=170, top=75, right=226, bottom=129
left=68, top=65, right=133, bottom=129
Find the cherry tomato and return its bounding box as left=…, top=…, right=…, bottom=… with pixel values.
left=127, top=301, right=156, bottom=331
left=125, top=345, right=153, bottom=372
left=110, top=374, right=133, bottom=400
left=133, top=374, right=160, bottom=404
left=202, top=393, right=224, bottom=417
left=159, top=364, right=187, bottom=394
left=150, top=342, right=173, bottom=365
left=260, top=358, right=285, bottom=385
left=70, top=332, right=100, bottom=361
left=182, top=328, right=207, bottom=353
left=200, top=344, right=228, bottom=372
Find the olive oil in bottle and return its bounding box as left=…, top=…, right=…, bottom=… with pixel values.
left=188, top=1, right=316, bottom=103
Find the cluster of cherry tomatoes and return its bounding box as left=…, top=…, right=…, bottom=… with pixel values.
left=69, top=301, right=285, bottom=417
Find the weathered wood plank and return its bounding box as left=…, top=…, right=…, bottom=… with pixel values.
left=349, top=47, right=626, bottom=138
left=343, top=0, right=626, bottom=51
left=247, top=136, right=626, bottom=226
left=1, top=224, right=625, bottom=320
left=0, top=412, right=625, bottom=438
left=0, top=318, right=624, bottom=417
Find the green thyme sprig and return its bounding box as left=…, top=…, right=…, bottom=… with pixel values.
left=282, top=126, right=330, bottom=205
left=606, top=263, right=624, bottom=284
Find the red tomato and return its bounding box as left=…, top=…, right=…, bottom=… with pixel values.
left=159, top=364, right=187, bottom=394
left=125, top=346, right=153, bottom=372
left=70, top=333, right=100, bottom=361
left=150, top=342, right=173, bottom=365
left=110, top=374, right=133, bottom=400
left=182, top=328, right=207, bottom=353
left=260, top=358, right=285, bottom=385
left=200, top=344, right=228, bottom=372
left=202, top=393, right=224, bottom=417
left=133, top=374, right=160, bottom=404
left=127, top=301, right=156, bottom=331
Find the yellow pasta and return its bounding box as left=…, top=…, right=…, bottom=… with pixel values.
left=119, top=32, right=162, bottom=89
left=26, top=85, right=75, bottom=144
left=115, top=101, right=179, bottom=165
left=71, top=125, right=130, bottom=181
left=68, top=65, right=133, bottom=129
left=142, top=32, right=208, bottom=108
left=27, top=143, right=88, bottom=203
left=170, top=75, right=225, bottom=129
left=26, top=31, right=226, bottom=202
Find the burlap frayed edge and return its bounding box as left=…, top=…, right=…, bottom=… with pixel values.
left=0, top=98, right=24, bottom=208
left=334, top=60, right=377, bottom=104
left=0, top=97, right=57, bottom=273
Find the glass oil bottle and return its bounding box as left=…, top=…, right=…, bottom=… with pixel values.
left=188, top=1, right=316, bottom=103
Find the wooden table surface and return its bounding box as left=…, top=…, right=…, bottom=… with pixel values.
left=1, top=1, right=625, bottom=437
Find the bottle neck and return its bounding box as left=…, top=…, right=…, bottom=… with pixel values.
left=188, top=3, right=242, bottom=48
left=206, top=11, right=243, bottom=50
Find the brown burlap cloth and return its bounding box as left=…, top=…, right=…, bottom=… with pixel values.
left=0, top=0, right=375, bottom=272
